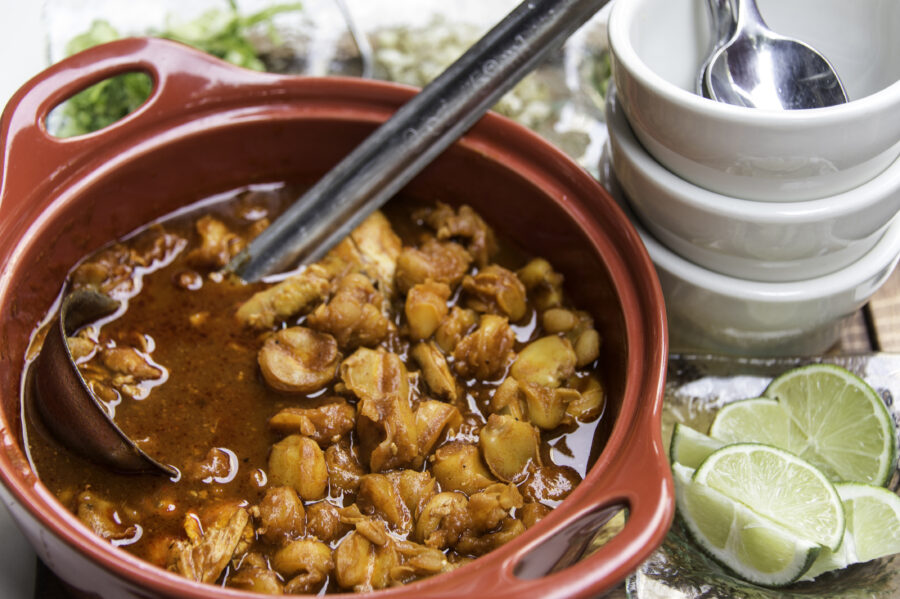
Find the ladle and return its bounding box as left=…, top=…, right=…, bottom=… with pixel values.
left=34, top=0, right=611, bottom=475
left=701, top=0, right=848, bottom=109
left=33, top=290, right=177, bottom=476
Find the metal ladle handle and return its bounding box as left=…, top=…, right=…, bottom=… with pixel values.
left=228, top=0, right=611, bottom=282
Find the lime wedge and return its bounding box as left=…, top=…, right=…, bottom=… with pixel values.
left=694, top=443, right=845, bottom=551
left=669, top=422, right=724, bottom=469
left=764, top=364, right=896, bottom=486
left=840, top=482, right=900, bottom=561
left=673, top=463, right=821, bottom=587
left=802, top=482, right=900, bottom=580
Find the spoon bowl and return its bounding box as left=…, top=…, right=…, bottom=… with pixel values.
left=703, top=0, right=848, bottom=109
left=32, top=289, right=177, bottom=476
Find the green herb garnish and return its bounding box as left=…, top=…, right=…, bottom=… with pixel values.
left=52, top=0, right=302, bottom=138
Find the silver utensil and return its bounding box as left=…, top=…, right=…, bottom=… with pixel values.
left=701, top=0, right=848, bottom=109
left=696, top=0, right=737, bottom=98
left=227, top=0, right=611, bottom=282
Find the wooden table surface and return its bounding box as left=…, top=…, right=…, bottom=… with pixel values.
left=837, top=263, right=900, bottom=353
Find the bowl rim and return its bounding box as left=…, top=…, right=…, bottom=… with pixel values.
left=0, top=37, right=672, bottom=599
left=605, top=87, right=900, bottom=221
left=607, top=0, right=900, bottom=127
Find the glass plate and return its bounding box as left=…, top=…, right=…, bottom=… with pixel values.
left=628, top=353, right=900, bottom=599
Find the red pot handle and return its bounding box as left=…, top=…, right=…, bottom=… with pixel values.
left=0, top=37, right=281, bottom=207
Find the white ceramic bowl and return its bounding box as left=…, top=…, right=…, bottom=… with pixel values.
left=607, top=0, right=900, bottom=202
left=600, top=157, right=900, bottom=356
left=605, top=86, right=900, bottom=282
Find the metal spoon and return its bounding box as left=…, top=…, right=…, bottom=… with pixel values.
left=35, top=0, right=611, bottom=475
left=702, top=0, right=848, bottom=109
left=696, top=0, right=737, bottom=98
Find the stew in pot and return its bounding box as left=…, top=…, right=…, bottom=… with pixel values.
left=22, top=184, right=609, bottom=594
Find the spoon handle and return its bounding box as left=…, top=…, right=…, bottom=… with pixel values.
left=736, top=0, right=767, bottom=28
left=229, top=0, right=610, bottom=282
left=706, top=0, right=738, bottom=46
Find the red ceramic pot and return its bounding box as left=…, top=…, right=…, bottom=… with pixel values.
left=0, top=38, right=672, bottom=598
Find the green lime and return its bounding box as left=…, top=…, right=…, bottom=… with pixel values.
left=709, top=397, right=809, bottom=457
left=802, top=482, right=900, bottom=580
left=764, top=364, right=896, bottom=486
left=673, top=463, right=821, bottom=587
left=669, top=422, right=724, bottom=469
left=694, top=443, right=845, bottom=551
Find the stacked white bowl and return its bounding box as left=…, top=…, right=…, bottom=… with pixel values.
left=604, top=0, right=900, bottom=356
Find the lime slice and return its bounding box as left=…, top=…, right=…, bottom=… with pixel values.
left=670, top=422, right=724, bottom=469
left=802, top=482, right=900, bottom=580
left=694, top=443, right=845, bottom=551
left=673, top=463, right=821, bottom=586
left=764, top=364, right=896, bottom=486
left=709, top=397, right=809, bottom=456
